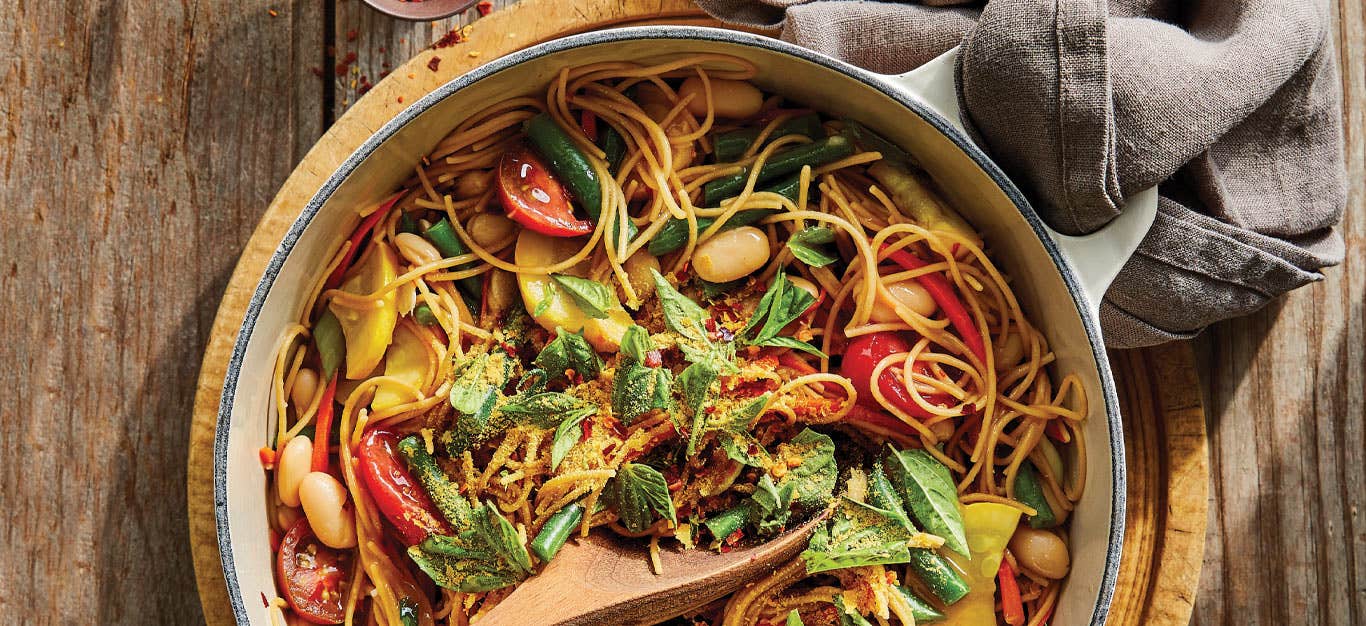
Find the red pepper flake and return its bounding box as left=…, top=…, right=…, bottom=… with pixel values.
left=644, top=350, right=663, bottom=368
left=346, top=29, right=358, bottom=42
left=267, top=9, right=278, bottom=17
left=433, top=28, right=465, bottom=48
left=397, top=96, right=404, bottom=103
left=427, top=56, right=442, bottom=72
left=476, top=1, right=493, bottom=16
left=344, top=51, right=358, bottom=64
left=378, top=46, right=387, bottom=53
left=309, top=66, right=323, bottom=78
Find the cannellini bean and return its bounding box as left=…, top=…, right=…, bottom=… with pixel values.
left=1009, top=527, right=1070, bottom=579
left=642, top=103, right=695, bottom=169
left=275, top=436, right=313, bottom=508
left=394, top=232, right=442, bottom=266
left=870, top=280, right=938, bottom=323
left=693, top=226, right=771, bottom=283
left=289, top=368, right=319, bottom=412
left=299, top=472, right=358, bottom=549
left=276, top=505, right=303, bottom=531
left=928, top=419, right=955, bottom=441
left=466, top=213, right=517, bottom=250
left=994, top=332, right=1025, bottom=366
left=679, top=77, right=763, bottom=119
left=623, top=251, right=661, bottom=301
left=454, top=170, right=491, bottom=198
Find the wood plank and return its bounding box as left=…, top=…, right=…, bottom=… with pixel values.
left=1190, top=0, right=1366, bottom=623
left=0, top=0, right=325, bottom=623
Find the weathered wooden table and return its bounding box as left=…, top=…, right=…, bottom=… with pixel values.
left=0, top=1, right=1360, bottom=624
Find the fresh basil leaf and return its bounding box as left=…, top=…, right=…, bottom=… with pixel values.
left=679, top=360, right=719, bottom=455
left=448, top=352, right=502, bottom=414
left=755, top=335, right=827, bottom=358
left=867, top=461, right=914, bottom=531
left=718, top=430, right=771, bottom=467
left=409, top=503, right=532, bottom=592
left=786, top=609, right=805, bottom=626
left=499, top=392, right=586, bottom=428
left=885, top=445, right=969, bottom=557
left=801, top=497, right=917, bottom=574
left=447, top=386, right=500, bottom=455
left=619, top=325, right=654, bottom=363
left=612, top=361, right=672, bottom=425
left=748, top=474, right=795, bottom=536
left=550, top=274, right=613, bottom=319
left=608, top=462, right=677, bottom=533
left=549, top=407, right=595, bottom=471
left=700, top=276, right=746, bottom=299
left=649, top=268, right=710, bottom=342
left=534, top=328, right=603, bottom=383
left=787, top=226, right=838, bottom=267
left=776, top=428, right=838, bottom=509
left=833, top=594, right=875, bottom=626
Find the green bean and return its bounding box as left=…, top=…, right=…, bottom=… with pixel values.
left=312, top=310, right=346, bottom=379
left=895, top=586, right=945, bottom=622
left=1016, top=462, right=1058, bottom=529
left=907, top=548, right=969, bottom=605
left=712, top=113, right=824, bottom=162
left=703, top=504, right=751, bottom=545
left=703, top=135, right=853, bottom=205
left=530, top=503, right=586, bottom=562
left=423, top=218, right=483, bottom=303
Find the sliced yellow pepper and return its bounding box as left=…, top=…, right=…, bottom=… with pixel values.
left=329, top=240, right=399, bottom=379
left=940, top=502, right=1022, bottom=626
left=372, top=322, right=428, bottom=412
left=514, top=230, right=632, bottom=352
left=868, top=161, right=983, bottom=250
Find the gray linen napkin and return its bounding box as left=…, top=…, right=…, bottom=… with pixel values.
left=695, top=0, right=1346, bottom=347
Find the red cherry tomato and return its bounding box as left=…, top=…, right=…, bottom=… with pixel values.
left=358, top=429, right=453, bottom=546
left=497, top=146, right=593, bottom=237
left=277, top=519, right=350, bottom=624
left=840, top=331, right=951, bottom=420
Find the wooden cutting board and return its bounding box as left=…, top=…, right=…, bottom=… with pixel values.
left=186, top=1, right=1208, bottom=623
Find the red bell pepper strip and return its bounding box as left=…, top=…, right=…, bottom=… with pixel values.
left=324, top=192, right=403, bottom=291
left=841, top=331, right=949, bottom=420
left=259, top=446, right=277, bottom=470
left=999, top=558, right=1026, bottom=626
left=844, top=404, right=919, bottom=447
left=310, top=375, right=339, bottom=473
left=580, top=110, right=598, bottom=143
left=1045, top=420, right=1070, bottom=443
left=882, top=245, right=987, bottom=365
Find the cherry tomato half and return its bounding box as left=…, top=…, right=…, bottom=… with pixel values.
left=277, top=519, right=351, bottom=625
left=358, top=429, right=453, bottom=546
left=840, top=331, right=951, bottom=420
left=497, top=146, right=593, bottom=237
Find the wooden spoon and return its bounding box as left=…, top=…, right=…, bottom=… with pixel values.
left=478, top=515, right=825, bottom=626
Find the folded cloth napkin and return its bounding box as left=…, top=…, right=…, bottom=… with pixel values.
left=695, top=0, right=1346, bottom=347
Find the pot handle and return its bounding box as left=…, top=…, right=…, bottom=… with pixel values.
left=880, top=47, right=1158, bottom=314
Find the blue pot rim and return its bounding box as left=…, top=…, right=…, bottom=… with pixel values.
left=213, top=25, right=1125, bottom=625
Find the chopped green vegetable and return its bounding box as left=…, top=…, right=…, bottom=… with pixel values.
left=776, top=429, right=837, bottom=510
left=413, top=302, right=438, bottom=326
left=907, top=548, right=969, bottom=605
left=398, top=597, right=420, bottom=626
left=445, top=351, right=511, bottom=453
left=801, top=497, right=920, bottom=574
left=598, top=125, right=627, bottom=174
left=833, top=594, right=875, bottom=626
left=607, top=463, right=676, bottom=533
left=703, top=135, right=854, bottom=205
left=679, top=360, right=720, bottom=455
left=896, top=586, right=946, bottom=623
left=748, top=474, right=795, bottom=535
left=785, top=609, right=805, bottom=626
left=423, top=218, right=482, bottom=302
left=703, top=504, right=748, bottom=545
left=530, top=502, right=585, bottom=562
left=525, top=113, right=602, bottom=220
left=498, top=391, right=587, bottom=428
left=647, top=209, right=775, bottom=257
left=618, top=324, right=654, bottom=362
left=884, top=445, right=970, bottom=557
left=712, top=113, right=825, bottom=162
left=398, top=435, right=473, bottom=527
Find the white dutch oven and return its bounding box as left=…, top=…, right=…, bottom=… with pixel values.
left=214, top=26, right=1157, bottom=625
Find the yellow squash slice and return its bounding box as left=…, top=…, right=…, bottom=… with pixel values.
left=515, top=230, right=632, bottom=352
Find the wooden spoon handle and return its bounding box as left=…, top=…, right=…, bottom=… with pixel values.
left=480, top=517, right=823, bottom=626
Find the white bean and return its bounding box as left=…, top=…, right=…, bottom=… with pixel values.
left=679, top=77, right=763, bottom=119
left=642, top=103, right=696, bottom=169
left=870, top=280, right=938, bottom=323
left=276, top=505, right=303, bottom=531
left=994, top=332, right=1025, bottom=366
left=275, top=436, right=313, bottom=508
left=786, top=275, right=820, bottom=300
left=466, top=213, right=517, bottom=250
left=454, top=170, right=491, bottom=198
left=394, top=232, right=442, bottom=266
left=289, top=368, right=319, bottom=412
left=1009, top=527, right=1070, bottom=579
left=299, top=472, right=358, bottom=549
left=693, top=226, right=771, bottom=283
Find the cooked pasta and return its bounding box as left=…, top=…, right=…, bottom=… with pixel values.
left=259, top=53, right=1086, bottom=626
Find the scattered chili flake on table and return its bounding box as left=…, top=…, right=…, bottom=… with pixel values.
left=476, top=1, right=493, bottom=15
left=427, top=56, right=441, bottom=72
left=267, top=9, right=278, bottom=17
left=346, top=29, right=358, bottom=42
left=397, top=96, right=404, bottom=104
left=433, top=28, right=465, bottom=48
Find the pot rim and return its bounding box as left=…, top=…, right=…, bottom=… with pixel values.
left=212, top=25, right=1125, bottom=625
